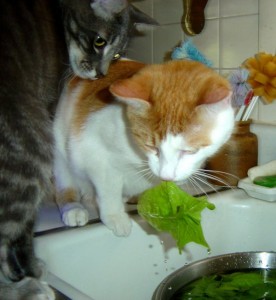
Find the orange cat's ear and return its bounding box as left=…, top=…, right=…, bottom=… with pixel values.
left=198, top=90, right=233, bottom=114
left=110, top=76, right=151, bottom=111
left=196, top=86, right=233, bottom=116
left=202, top=87, right=232, bottom=104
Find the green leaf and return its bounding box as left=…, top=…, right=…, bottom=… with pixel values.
left=253, top=175, right=276, bottom=188
left=137, top=181, right=215, bottom=253
left=177, top=271, right=276, bottom=299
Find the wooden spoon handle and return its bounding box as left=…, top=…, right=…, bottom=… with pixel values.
left=183, top=0, right=208, bottom=35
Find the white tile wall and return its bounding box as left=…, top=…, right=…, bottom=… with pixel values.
left=220, top=0, right=258, bottom=17
left=219, top=15, right=259, bottom=68
left=251, top=123, right=276, bottom=165
left=128, top=0, right=276, bottom=125
left=192, top=19, right=220, bottom=68
left=153, top=0, right=183, bottom=25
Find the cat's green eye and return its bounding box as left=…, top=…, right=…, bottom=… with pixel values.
left=94, top=36, right=106, bottom=48
left=113, top=53, right=121, bottom=60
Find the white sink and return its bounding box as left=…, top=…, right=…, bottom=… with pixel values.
left=34, top=189, right=276, bottom=300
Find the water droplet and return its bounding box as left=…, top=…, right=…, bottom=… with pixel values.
left=168, top=286, right=172, bottom=290
left=155, top=272, right=159, bottom=275
left=160, top=240, right=164, bottom=245
left=148, top=244, right=153, bottom=249
left=153, top=263, right=158, bottom=267
left=207, top=248, right=211, bottom=255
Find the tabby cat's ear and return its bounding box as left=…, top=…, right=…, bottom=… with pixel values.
left=129, top=5, right=159, bottom=30
left=90, top=0, right=128, bottom=20
left=110, top=77, right=151, bottom=111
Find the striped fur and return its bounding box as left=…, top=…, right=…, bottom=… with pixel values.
left=0, top=0, right=156, bottom=288
left=0, top=0, right=65, bottom=283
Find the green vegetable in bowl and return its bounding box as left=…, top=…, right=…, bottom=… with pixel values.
left=137, top=181, right=215, bottom=253
left=174, top=270, right=276, bottom=299
left=253, top=175, right=276, bottom=188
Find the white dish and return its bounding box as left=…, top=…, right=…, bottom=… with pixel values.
left=238, top=177, right=276, bottom=202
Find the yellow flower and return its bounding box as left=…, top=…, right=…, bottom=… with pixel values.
left=243, top=52, right=276, bottom=103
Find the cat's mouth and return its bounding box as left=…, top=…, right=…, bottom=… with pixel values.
left=70, top=59, right=98, bottom=80
left=68, top=49, right=99, bottom=79
left=73, top=59, right=110, bottom=80
left=68, top=43, right=119, bottom=79
left=79, top=60, right=99, bottom=79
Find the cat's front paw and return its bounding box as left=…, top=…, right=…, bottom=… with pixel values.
left=101, top=212, right=132, bottom=236
left=61, top=203, right=89, bottom=227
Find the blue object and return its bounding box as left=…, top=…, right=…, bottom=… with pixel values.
left=171, top=39, right=213, bottom=68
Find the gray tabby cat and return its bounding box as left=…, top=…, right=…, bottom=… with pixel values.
left=0, top=0, right=156, bottom=297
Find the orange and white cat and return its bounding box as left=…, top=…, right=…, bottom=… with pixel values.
left=54, top=59, right=234, bottom=236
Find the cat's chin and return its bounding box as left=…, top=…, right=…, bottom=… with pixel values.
left=174, top=179, right=188, bottom=186
left=160, top=179, right=187, bottom=186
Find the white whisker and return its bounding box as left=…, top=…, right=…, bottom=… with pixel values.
left=201, top=169, right=239, bottom=180
left=195, top=169, right=236, bottom=190
left=188, top=177, right=208, bottom=196
left=123, top=161, right=155, bottom=184
left=191, top=174, right=219, bottom=194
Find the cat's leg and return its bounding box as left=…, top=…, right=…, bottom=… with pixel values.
left=97, top=193, right=132, bottom=237
left=0, top=189, right=43, bottom=281
left=0, top=101, right=56, bottom=281
left=91, top=173, right=132, bottom=236
left=56, top=188, right=89, bottom=227
left=78, top=180, right=97, bottom=215
left=54, top=150, right=89, bottom=227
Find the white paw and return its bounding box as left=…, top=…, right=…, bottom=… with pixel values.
left=101, top=212, right=132, bottom=236
left=61, top=203, right=89, bottom=227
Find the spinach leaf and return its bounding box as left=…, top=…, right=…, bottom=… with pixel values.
left=137, top=181, right=215, bottom=253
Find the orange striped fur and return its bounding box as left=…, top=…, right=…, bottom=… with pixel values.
left=110, top=60, right=231, bottom=152
left=68, top=60, right=146, bottom=134
left=69, top=59, right=231, bottom=150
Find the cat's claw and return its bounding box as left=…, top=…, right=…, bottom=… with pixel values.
left=102, top=212, right=132, bottom=236
left=61, top=203, right=89, bottom=227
